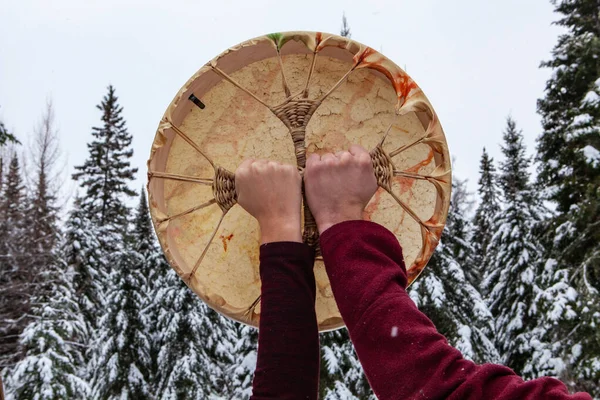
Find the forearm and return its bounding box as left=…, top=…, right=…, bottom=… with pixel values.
left=251, top=242, right=320, bottom=400
left=320, top=220, right=591, bottom=400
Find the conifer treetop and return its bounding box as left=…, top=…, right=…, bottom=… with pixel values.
left=72, top=85, right=137, bottom=229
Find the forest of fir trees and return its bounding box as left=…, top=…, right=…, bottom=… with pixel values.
left=0, top=1, right=599, bottom=398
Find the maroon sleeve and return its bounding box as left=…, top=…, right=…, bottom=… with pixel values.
left=251, top=241, right=320, bottom=400
left=320, top=220, right=592, bottom=400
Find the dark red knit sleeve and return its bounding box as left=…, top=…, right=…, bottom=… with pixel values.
left=320, top=220, right=592, bottom=400
left=250, top=241, right=320, bottom=400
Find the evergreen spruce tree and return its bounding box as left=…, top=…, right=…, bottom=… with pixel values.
left=89, top=245, right=152, bottom=399
left=536, top=0, right=599, bottom=211
left=410, top=177, right=499, bottom=365
left=483, top=117, right=546, bottom=376
left=132, top=189, right=155, bottom=283
left=88, top=192, right=154, bottom=399
left=474, top=148, right=500, bottom=287
left=320, top=329, right=373, bottom=399
left=472, top=148, right=501, bottom=290
left=154, top=267, right=230, bottom=398
left=63, top=200, right=104, bottom=346
left=7, top=252, right=89, bottom=399
left=72, top=85, right=137, bottom=236
left=133, top=189, right=166, bottom=384
left=0, top=154, right=30, bottom=369
left=444, top=178, right=476, bottom=279
left=534, top=0, right=600, bottom=393
left=226, top=322, right=257, bottom=398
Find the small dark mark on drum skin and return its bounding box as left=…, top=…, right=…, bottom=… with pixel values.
left=189, top=93, right=205, bottom=109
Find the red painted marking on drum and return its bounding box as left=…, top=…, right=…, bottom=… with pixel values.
left=394, top=149, right=434, bottom=195
left=171, top=226, right=182, bottom=238
left=220, top=233, right=234, bottom=251
left=353, top=47, right=419, bottom=106
left=315, top=32, right=323, bottom=48
left=353, top=47, right=378, bottom=66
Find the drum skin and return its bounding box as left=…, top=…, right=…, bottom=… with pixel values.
left=147, top=31, right=451, bottom=331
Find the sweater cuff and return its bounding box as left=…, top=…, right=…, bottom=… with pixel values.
left=259, top=241, right=315, bottom=271
left=320, top=220, right=399, bottom=248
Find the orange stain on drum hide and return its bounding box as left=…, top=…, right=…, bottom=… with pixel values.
left=220, top=233, right=234, bottom=251
left=394, top=149, right=434, bottom=194
left=353, top=47, right=419, bottom=106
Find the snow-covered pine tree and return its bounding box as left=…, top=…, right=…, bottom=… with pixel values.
left=226, top=321, right=257, bottom=398
left=132, top=188, right=166, bottom=384
left=72, top=85, right=137, bottom=237
left=133, top=189, right=155, bottom=284
left=4, top=100, right=85, bottom=399
left=472, top=148, right=501, bottom=290
left=63, top=199, right=104, bottom=346
left=445, top=177, right=477, bottom=281
left=533, top=0, right=600, bottom=393
left=7, top=249, right=89, bottom=399
left=537, top=0, right=599, bottom=212
left=0, top=154, right=30, bottom=370
left=483, top=117, right=546, bottom=376
left=320, top=328, right=373, bottom=399
left=153, top=267, right=231, bottom=399
left=89, top=245, right=153, bottom=399
left=410, top=177, right=499, bottom=365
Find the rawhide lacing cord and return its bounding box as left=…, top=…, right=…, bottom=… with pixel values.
left=213, top=166, right=237, bottom=213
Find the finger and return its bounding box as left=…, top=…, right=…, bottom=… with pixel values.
left=335, top=151, right=344, bottom=158
left=357, top=151, right=373, bottom=167
left=348, top=144, right=368, bottom=156
left=236, top=158, right=254, bottom=173
left=306, top=153, right=320, bottom=167
left=321, top=153, right=336, bottom=163
left=339, top=151, right=353, bottom=163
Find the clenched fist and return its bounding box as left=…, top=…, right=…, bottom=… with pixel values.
left=304, top=145, right=378, bottom=234
left=235, top=159, right=303, bottom=244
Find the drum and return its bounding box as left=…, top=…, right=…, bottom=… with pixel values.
left=147, top=31, right=451, bottom=331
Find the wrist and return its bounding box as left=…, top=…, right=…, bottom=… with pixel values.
left=316, top=209, right=364, bottom=235
left=259, top=217, right=302, bottom=244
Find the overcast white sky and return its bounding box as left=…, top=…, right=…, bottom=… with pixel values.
left=0, top=0, right=562, bottom=207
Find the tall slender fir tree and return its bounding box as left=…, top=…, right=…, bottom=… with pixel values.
left=410, top=177, right=499, bottom=365
left=533, top=0, right=600, bottom=393
left=62, top=199, right=105, bottom=352
left=483, top=117, right=546, bottom=376
left=72, top=85, right=137, bottom=236
left=0, top=154, right=30, bottom=370
left=472, top=148, right=501, bottom=290
left=89, top=246, right=153, bottom=399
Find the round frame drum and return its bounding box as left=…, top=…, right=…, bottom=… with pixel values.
left=147, top=31, right=451, bottom=331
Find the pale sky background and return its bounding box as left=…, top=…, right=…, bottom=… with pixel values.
left=0, top=0, right=562, bottom=208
